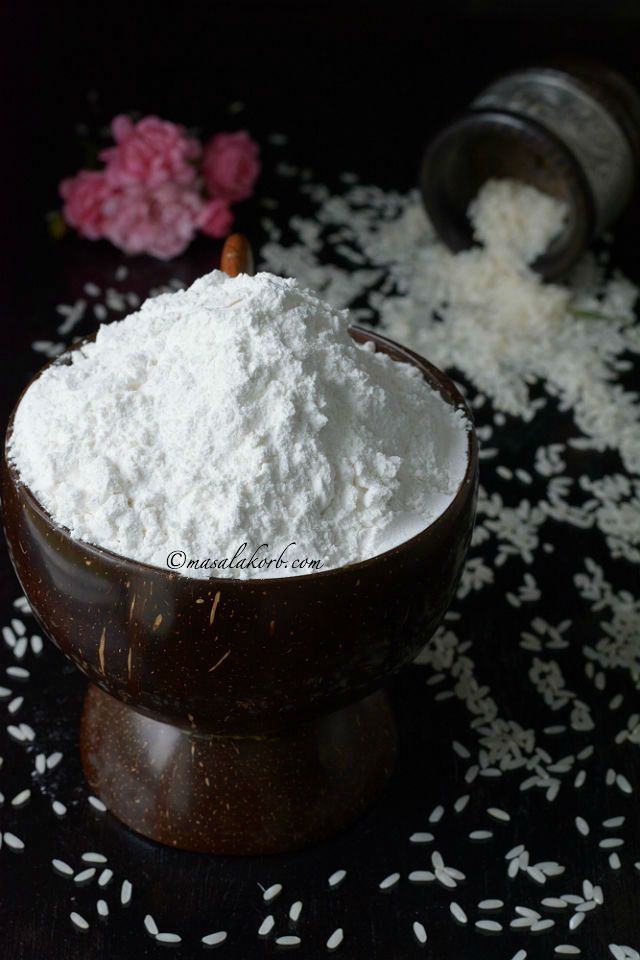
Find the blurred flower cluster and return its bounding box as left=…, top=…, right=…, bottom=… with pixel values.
left=59, top=116, right=260, bottom=259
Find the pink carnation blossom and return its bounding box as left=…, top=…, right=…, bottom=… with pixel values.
left=59, top=170, right=113, bottom=240
left=198, top=198, right=234, bottom=238
left=202, top=131, right=260, bottom=203
left=101, top=115, right=201, bottom=188
left=102, top=182, right=204, bottom=260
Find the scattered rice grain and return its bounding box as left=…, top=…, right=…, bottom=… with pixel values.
left=289, top=901, right=302, bottom=922
left=379, top=872, right=400, bottom=890
left=201, top=931, right=227, bottom=946
left=412, top=921, right=427, bottom=944
left=450, top=902, right=468, bottom=924
left=475, top=919, right=502, bottom=932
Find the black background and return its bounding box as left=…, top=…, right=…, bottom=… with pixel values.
left=3, top=0, right=640, bottom=419
left=1, top=2, right=640, bottom=958
left=3, top=0, right=640, bottom=274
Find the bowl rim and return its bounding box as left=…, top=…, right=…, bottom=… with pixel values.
left=3, top=325, right=478, bottom=587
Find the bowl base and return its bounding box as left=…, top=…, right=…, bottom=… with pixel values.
left=80, top=684, right=397, bottom=854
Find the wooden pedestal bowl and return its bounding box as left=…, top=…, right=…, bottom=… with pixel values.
left=1, top=326, right=478, bottom=854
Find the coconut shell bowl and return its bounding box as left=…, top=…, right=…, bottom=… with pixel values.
left=1, top=242, right=478, bottom=855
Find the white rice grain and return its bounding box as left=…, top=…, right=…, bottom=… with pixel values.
left=530, top=919, right=555, bottom=932
left=13, top=637, right=28, bottom=659
left=616, top=774, right=633, bottom=794
left=4, top=832, right=24, bottom=851
left=516, top=907, right=540, bottom=919
left=435, top=869, right=457, bottom=889
left=202, top=932, right=227, bottom=946
left=379, top=872, right=400, bottom=890
left=82, top=852, right=107, bottom=864
left=408, top=871, right=435, bottom=883
left=450, top=902, right=467, bottom=924
left=412, top=921, right=427, bottom=944
left=506, top=844, right=525, bottom=859
left=258, top=915, right=275, bottom=936
left=7, top=666, right=29, bottom=679
left=263, top=883, right=283, bottom=902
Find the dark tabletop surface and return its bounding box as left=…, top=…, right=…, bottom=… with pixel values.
left=2, top=3, right=640, bottom=958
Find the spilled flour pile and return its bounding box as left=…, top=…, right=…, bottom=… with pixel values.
left=262, top=177, right=640, bottom=474
left=9, top=271, right=469, bottom=578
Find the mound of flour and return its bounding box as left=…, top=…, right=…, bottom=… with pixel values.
left=9, top=271, right=469, bottom=578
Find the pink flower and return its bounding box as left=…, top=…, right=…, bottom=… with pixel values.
left=102, top=182, right=204, bottom=259
left=58, top=115, right=260, bottom=259
left=202, top=131, right=260, bottom=203
left=59, top=170, right=113, bottom=239
left=198, top=198, right=234, bottom=238
left=101, top=115, right=201, bottom=188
